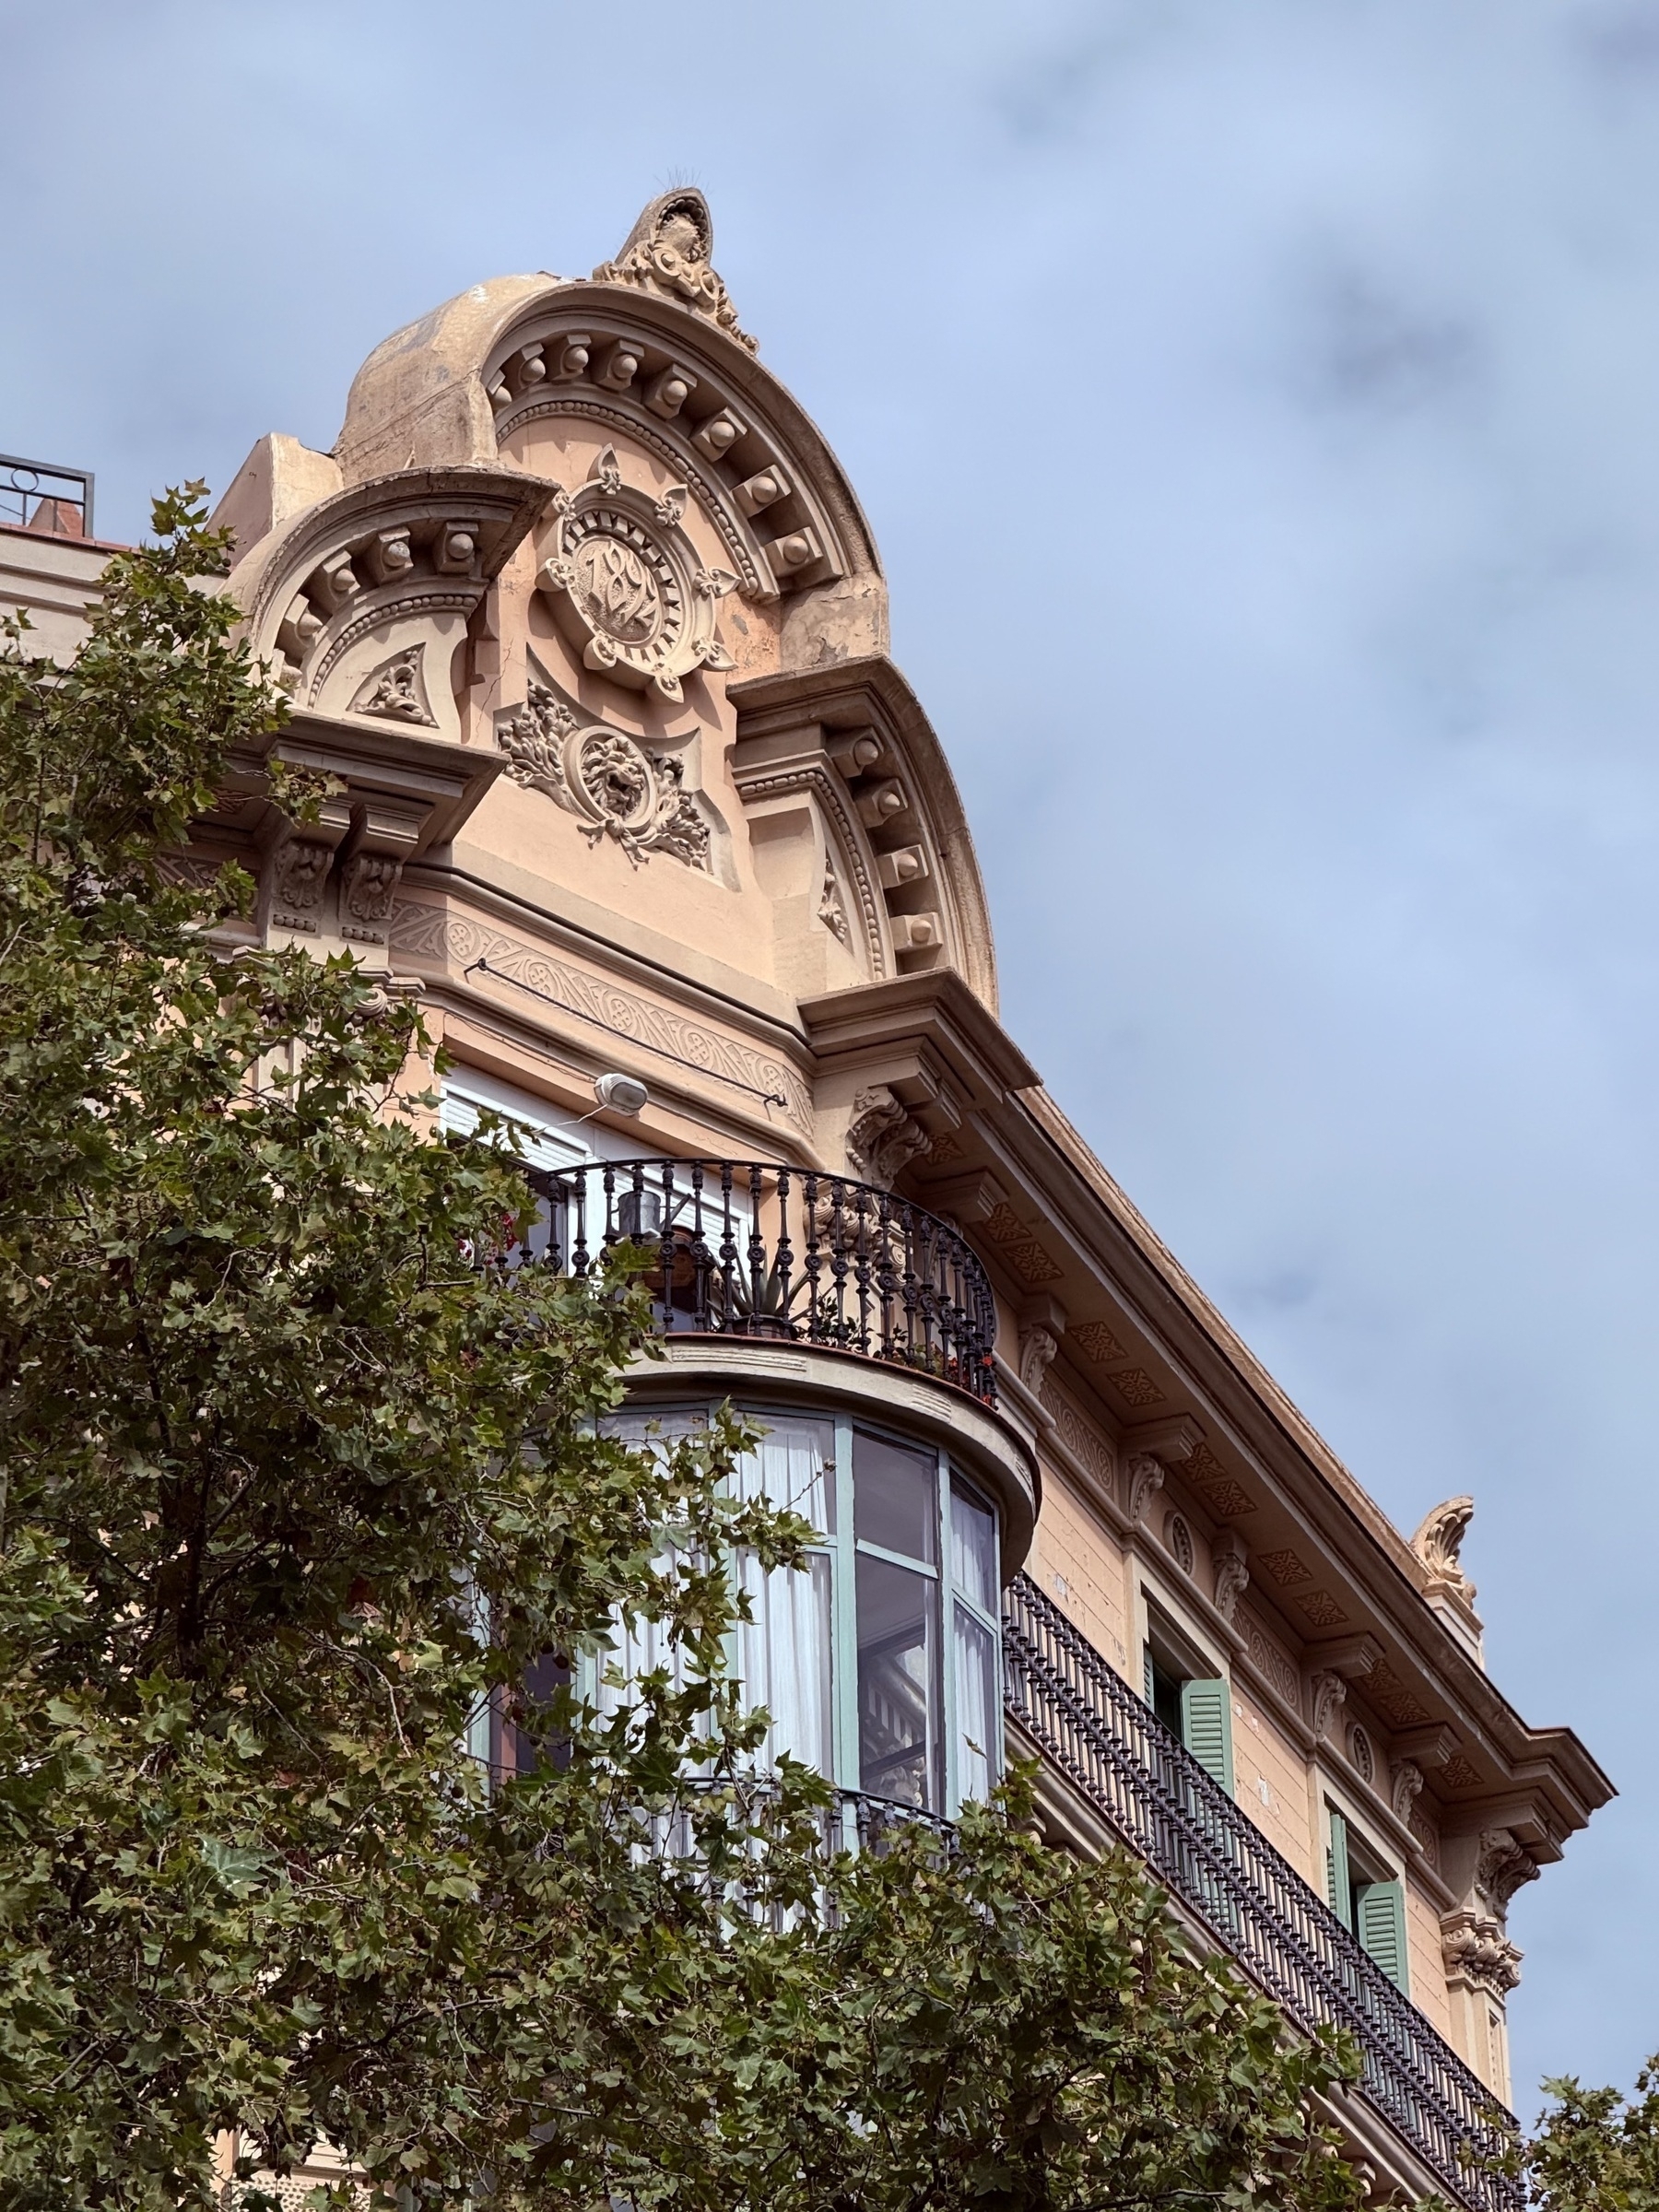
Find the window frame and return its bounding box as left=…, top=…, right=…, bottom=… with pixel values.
left=588, top=1398, right=1004, bottom=1819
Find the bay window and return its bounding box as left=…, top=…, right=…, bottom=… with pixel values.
left=594, top=1402, right=1005, bottom=1819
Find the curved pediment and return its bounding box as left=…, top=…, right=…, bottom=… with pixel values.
left=331, top=194, right=886, bottom=673
left=231, top=465, right=550, bottom=739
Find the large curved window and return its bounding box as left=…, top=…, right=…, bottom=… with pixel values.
left=594, top=1405, right=1003, bottom=1819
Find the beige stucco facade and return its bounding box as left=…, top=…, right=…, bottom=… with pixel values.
left=3, top=189, right=1610, bottom=2207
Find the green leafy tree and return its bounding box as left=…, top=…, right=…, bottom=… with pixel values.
left=1528, top=2063, right=1659, bottom=2212
left=0, top=489, right=1380, bottom=2212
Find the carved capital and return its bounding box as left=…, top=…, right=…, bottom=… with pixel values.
left=1126, top=1453, right=1165, bottom=1524
left=1310, top=1669, right=1347, bottom=1742
left=1391, top=1759, right=1425, bottom=1824
left=1441, top=1907, right=1523, bottom=1996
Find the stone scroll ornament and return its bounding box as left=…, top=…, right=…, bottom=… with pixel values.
left=591, top=186, right=758, bottom=354
left=535, top=447, right=739, bottom=705
left=496, top=679, right=711, bottom=873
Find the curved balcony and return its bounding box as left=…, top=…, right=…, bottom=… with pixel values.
left=539, top=1158, right=999, bottom=1407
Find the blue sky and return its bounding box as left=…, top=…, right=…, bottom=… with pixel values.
left=4, top=0, right=1656, bottom=2110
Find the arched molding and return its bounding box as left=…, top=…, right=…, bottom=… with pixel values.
left=330, top=263, right=888, bottom=673
left=231, top=465, right=552, bottom=735
left=729, top=655, right=999, bottom=1011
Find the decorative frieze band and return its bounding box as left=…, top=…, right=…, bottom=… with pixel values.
left=387, top=901, right=812, bottom=1129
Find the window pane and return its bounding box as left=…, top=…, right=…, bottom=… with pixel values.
left=953, top=1606, right=998, bottom=1807
left=731, top=1418, right=835, bottom=1535
left=853, top=1430, right=937, bottom=1564
left=855, top=1553, right=939, bottom=1809
left=736, top=1550, right=833, bottom=1775
left=949, top=1480, right=996, bottom=1613
left=593, top=1412, right=701, bottom=1726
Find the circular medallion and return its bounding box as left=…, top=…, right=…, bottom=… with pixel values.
left=537, top=453, right=734, bottom=701
left=564, top=511, right=681, bottom=655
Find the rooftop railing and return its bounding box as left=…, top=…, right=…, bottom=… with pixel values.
left=535, top=1157, right=999, bottom=1406
left=1002, top=1573, right=1521, bottom=2212
left=0, top=453, right=94, bottom=539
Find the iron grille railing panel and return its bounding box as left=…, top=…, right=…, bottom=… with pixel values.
left=0, top=452, right=94, bottom=538
left=1002, top=1573, right=1521, bottom=2212
left=534, top=1157, right=998, bottom=1405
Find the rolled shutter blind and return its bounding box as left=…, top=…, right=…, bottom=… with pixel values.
left=1356, top=1879, right=1410, bottom=1994
left=1326, top=1808, right=1352, bottom=1930
left=1179, top=1677, right=1234, bottom=1796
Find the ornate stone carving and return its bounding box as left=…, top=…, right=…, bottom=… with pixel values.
left=390, top=901, right=812, bottom=1129
left=1477, top=1827, right=1540, bottom=1912
left=536, top=448, right=735, bottom=703
left=1126, top=1453, right=1165, bottom=1525
left=496, top=678, right=712, bottom=872
left=819, top=858, right=851, bottom=944
left=1412, top=1494, right=1477, bottom=1602
left=593, top=187, right=758, bottom=355
left=1441, top=1908, right=1523, bottom=1996
left=1391, top=1759, right=1425, bottom=1824
left=348, top=642, right=435, bottom=725
left=1018, top=1324, right=1059, bottom=1395
left=1212, top=1531, right=1249, bottom=1624
left=1238, top=1606, right=1300, bottom=1706
left=844, top=1083, right=930, bottom=1189
left=271, top=838, right=332, bottom=928
left=340, top=852, right=402, bottom=925
left=1348, top=1724, right=1376, bottom=1785
left=1310, top=1669, right=1347, bottom=1742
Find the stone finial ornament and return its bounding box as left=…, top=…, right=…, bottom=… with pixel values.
left=593, top=188, right=758, bottom=355
left=1411, top=1495, right=1477, bottom=1600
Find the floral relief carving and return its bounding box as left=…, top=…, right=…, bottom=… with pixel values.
left=348, top=642, right=436, bottom=725
left=1238, top=1607, right=1300, bottom=1706
left=818, top=859, right=851, bottom=945
left=496, top=678, right=712, bottom=873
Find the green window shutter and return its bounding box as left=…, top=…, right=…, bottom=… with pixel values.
left=1326, top=1809, right=1352, bottom=1930
left=1180, top=1677, right=1234, bottom=1796
left=1143, top=1644, right=1156, bottom=1705
left=1356, top=1879, right=1409, bottom=1995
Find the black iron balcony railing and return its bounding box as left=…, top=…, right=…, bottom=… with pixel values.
left=0, top=452, right=94, bottom=538
left=535, top=1158, right=999, bottom=1406
left=1002, top=1574, right=1520, bottom=2212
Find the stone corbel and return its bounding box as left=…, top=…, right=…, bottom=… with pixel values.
left=845, top=1082, right=930, bottom=1189
left=1124, top=1414, right=1204, bottom=1467
left=1477, top=1827, right=1541, bottom=1913
left=1211, top=1529, right=1249, bottom=1623
left=262, top=792, right=353, bottom=935
left=1126, top=1453, right=1165, bottom=1526
left=1391, top=1759, right=1426, bottom=1825
left=1312, top=1633, right=1384, bottom=1683
left=1310, top=1669, right=1348, bottom=1743
left=335, top=794, right=429, bottom=948
left=1393, top=1724, right=1460, bottom=1772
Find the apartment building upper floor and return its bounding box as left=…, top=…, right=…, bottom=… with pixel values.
left=0, top=187, right=1612, bottom=2212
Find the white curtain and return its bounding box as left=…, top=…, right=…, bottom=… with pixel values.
left=953, top=1606, right=997, bottom=1807
left=732, top=1420, right=835, bottom=1774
